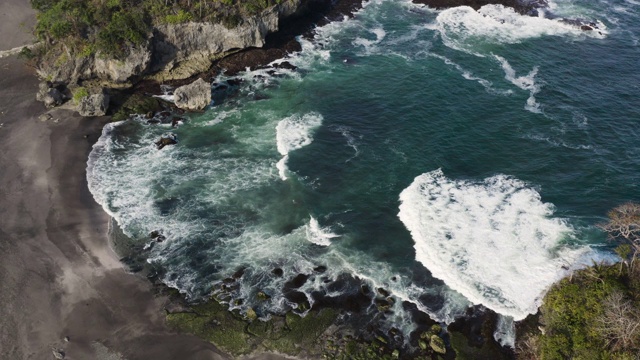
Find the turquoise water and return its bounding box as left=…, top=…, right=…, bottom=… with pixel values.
left=88, top=0, right=640, bottom=343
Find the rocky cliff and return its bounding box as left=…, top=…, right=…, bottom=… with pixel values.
left=36, top=0, right=310, bottom=88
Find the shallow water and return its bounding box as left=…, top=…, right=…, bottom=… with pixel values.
left=88, top=0, right=640, bottom=345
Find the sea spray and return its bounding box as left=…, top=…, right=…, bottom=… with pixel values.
left=306, top=216, right=340, bottom=246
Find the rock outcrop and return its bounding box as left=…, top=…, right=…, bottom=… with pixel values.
left=150, top=10, right=280, bottom=81
left=36, top=81, right=65, bottom=108
left=94, top=42, right=153, bottom=84
left=78, top=93, right=109, bottom=116
left=36, top=0, right=307, bottom=87
left=174, top=78, right=211, bottom=111
left=78, top=93, right=110, bottom=117
left=155, top=133, right=178, bottom=150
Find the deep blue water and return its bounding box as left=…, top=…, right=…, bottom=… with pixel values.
left=88, top=0, right=640, bottom=343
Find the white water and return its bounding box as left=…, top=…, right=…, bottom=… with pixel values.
left=305, top=216, right=340, bottom=246
left=494, top=55, right=542, bottom=113
left=398, top=169, right=592, bottom=320
left=275, top=112, right=323, bottom=180
left=434, top=4, right=606, bottom=55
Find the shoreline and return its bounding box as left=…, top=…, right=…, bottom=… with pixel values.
left=0, top=55, right=240, bottom=360
left=0, top=0, right=556, bottom=358
left=0, top=1, right=291, bottom=358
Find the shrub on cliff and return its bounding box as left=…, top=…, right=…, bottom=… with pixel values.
left=517, top=259, right=640, bottom=359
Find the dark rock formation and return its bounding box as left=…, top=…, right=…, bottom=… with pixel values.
left=155, top=134, right=178, bottom=150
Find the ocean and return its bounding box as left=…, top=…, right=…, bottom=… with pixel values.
left=87, top=0, right=640, bottom=347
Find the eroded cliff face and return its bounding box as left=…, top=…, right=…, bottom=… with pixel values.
left=149, top=8, right=280, bottom=81
left=36, top=0, right=306, bottom=87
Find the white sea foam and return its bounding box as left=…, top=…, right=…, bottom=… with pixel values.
left=435, top=4, right=607, bottom=55
left=353, top=26, right=387, bottom=55
left=305, top=216, right=340, bottom=246
left=494, top=315, right=516, bottom=348
left=523, top=133, right=593, bottom=150
left=398, top=169, right=592, bottom=320
left=494, top=55, right=542, bottom=113
left=429, top=53, right=512, bottom=96
left=330, top=125, right=361, bottom=161
left=275, top=112, right=323, bottom=180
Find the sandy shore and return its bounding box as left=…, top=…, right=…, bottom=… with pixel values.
left=0, top=0, right=36, bottom=51
left=0, top=55, right=236, bottom=360
left=0, top=2, right=290, bottom=359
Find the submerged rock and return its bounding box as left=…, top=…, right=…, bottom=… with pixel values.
left=272, top=268, right=284, bottom=277
left=257, top=291, right=271, bottom=301
left=155, top=133, right=178, bottom=150
left=174, top=78, right=211, bottom=111
left=377, top=287, right=390, bottom=297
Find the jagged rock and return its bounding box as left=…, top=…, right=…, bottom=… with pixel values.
left=174, top=78, right=211, bottom=111
left=36, top=82, right=64, bottom=108
left=94, top=42, right=153, bottom=83
left=78, top=93, right=110, bottom=117
left=429, top=334, right=446, bottom=354
left=155, top=134, right=178, bottom=150
left=151, top=11, right=280, bottom=81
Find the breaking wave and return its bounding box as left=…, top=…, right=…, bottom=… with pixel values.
left=435, top=4, right=607, bottom=55
left=275, top=113, right=323, bottom=180
left=398, top=169, right=592, bottom=320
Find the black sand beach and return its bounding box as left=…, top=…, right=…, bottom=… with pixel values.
left=0, top=1, right=291, bottom=359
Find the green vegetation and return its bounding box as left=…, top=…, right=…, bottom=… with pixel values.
left=112, top=93, right=162, bottom=121
left=166, top=297, right=340, bottom=357
left=72, top=87, right=89, bottom=104
left=31, top=0, right=285, bottom=59
left=18, top=47, right=36, bottom=60
left=517, top=203, right=640, bottom=359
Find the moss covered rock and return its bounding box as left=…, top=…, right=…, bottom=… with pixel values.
left=430, top=334, right=446, bottom=354
left=112, top=93, right=162, bottom=121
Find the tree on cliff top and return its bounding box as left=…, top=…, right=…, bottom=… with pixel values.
left=599, top=202, right=640, bottom=267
